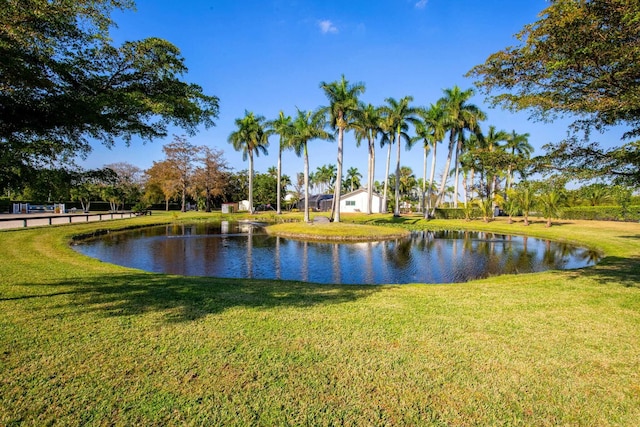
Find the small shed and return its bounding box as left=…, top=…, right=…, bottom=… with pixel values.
left=221, top=202, right=239, bottom=214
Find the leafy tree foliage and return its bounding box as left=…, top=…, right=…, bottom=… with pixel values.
left=192, top=147, right=229, bottom=212
left=1, top=0, right=219, bottom=190
left=468, top=0, right=640, bottom=185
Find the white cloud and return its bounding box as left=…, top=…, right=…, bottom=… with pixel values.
left=415, top=0, right=428, bottom=9
left=318, top=19, right=338, bottom=34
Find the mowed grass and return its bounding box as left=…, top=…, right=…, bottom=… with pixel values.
left=266, top=221, right=410, bottom=240
left=1, top=212, right=640, bottom=426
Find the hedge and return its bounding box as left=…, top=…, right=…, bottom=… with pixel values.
left=560, top=205, right=640, bottom=221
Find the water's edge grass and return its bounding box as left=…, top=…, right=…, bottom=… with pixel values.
left=1, top=212, right=639, bottom=426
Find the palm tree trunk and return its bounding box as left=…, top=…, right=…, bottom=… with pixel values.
left=422, top=146, right=427, bottom=213
left=303, top=144, right=310, bottom=223
left=394, top=128, right=401, bottom=216
left=462, top=172, right=468, bottom=206
left=453, top=136, right=462, bottom=208
left=276, top=144, right=282, bottom=214
left=248, top=152, right=254, bottom=214
left=383, top=139, right=392, bottom=213
left=426, top=141, right=437, bottom=217
left=331, top=126, right=344, bottom=223
left=431, top=130, right=456, bottom=217
left=469, top=168, right=475, bottom=200
left=367, top=136, right=375, bottom=214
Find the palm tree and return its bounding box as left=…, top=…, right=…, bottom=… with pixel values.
left=504, top=130, right=533, bottom=190
left=505, top=130, right=533, bottom=192
left=479, top=125, right=509, bottom=201
left=419, top=103, right=448, bottom=215
left=502, top=189, right=520, bottom=224
left=289, top=108, right=333, bottom=222
left=228, top=111, right=269, bottom=214
left=514, top=182, right=535, bottom=226
left=380, top=96, right=421, bottom=217
left=537, top=189, right=565, bottom=227
left=319, top=75, right=365, bottom=222
left=266, top=111, right=293, bottom=214
left=398, top=166, right=417, bottom=202
left=411, top=120, right=432, bottom=213
left=379, top=114, right=396, bottom=213
left=345, top=167, right=362, bottom=192
left=314, top=164, right=336, bottom=194
left=431, top=86, right=485, bottom=216
left=352, top=102, right=383, bottom=214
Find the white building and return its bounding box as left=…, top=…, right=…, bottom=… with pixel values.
left=340, top=188, right=384, bottom=214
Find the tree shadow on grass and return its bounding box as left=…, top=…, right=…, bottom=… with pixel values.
left=579, top=255, right=640, bottom=288
left=8, top=274, right=382, bottom=323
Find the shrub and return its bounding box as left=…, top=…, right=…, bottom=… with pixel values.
left=434, top=207, right=482, bottom=220
left=0, top=197, right=9, bottom=213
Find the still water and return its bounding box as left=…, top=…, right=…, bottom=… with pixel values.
left=72, top=221, right=600, bottom=285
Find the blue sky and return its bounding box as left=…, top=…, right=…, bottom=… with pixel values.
left=82, top=0, right=622, bottom=185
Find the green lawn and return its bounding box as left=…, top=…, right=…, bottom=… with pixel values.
left=1, top=212, right=639, bottom=426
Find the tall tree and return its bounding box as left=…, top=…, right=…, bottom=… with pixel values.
left=192, top=146, right=228, bottom=212
left=431, top=87, right=485, bottom=216
left=162, top=136, right=199, bottom=212
left=411, top=120, right=433, bottom=214
left=266, top=111, right=293, bottom=214
left=379, top=115, right=396, bottom=213
left=320, top=75, right=365, bottom=222
left=478, top=125, right=509, bottom=202
left=228, top=111, right=269, bottom=214
left=145, top=160, right=180, bottom=211
left=380, top=96, right=421, bottom=216
left=467, top=0, right=640, bottom=185
left=69, top=168, right=115, bottom=213
left=289, top=109, right=333, bottom=223
left=0, top=0, right=219, bottom=191
left=104, top=162, right=144, bottom=209
left=352, top=103, right=383, bottom=214
left=419, top=103, right=448, bottom=215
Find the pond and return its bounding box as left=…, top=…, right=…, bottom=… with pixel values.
left=72, top=221, right=601, bottom=285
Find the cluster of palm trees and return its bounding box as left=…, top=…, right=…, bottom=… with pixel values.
left=229, top=76, right=533, bottom=222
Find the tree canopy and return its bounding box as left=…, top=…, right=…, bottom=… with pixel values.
left=467, top=0, right=640, bottom=139
left=467, top=0, right=640, bottom=186
left=1, top=0, right=219, bottom=189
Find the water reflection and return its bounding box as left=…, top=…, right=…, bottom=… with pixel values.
left=73, top=222, right=601, bottom=285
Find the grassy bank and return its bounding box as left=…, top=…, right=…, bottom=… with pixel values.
left=265, top=221, right=410, bottom=241
left=1, top=212, right=639, bottom=426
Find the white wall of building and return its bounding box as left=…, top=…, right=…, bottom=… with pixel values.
left=340, top=189, right=383, bottom=214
